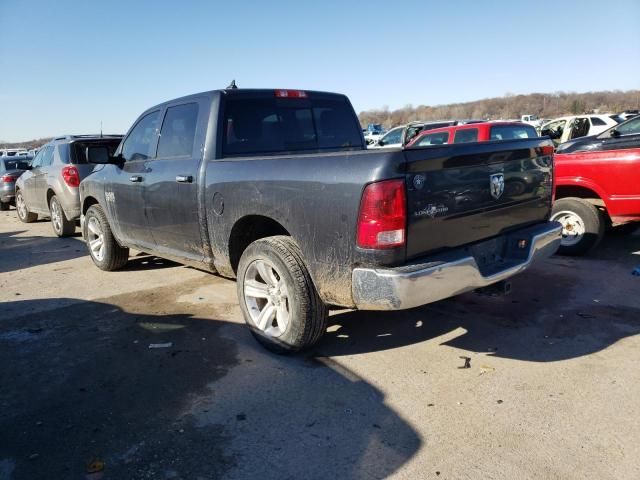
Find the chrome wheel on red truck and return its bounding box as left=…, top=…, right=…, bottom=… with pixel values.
left=237, top=236, right=328, bottom=353
left=551, top=197, right=604, bottom=256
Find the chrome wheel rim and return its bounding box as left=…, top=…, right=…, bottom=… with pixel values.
left=16, top=193, right=27, bottom=219
left=86, top=216, right=105, bottom=261
left=552, top=210, right=586, bottom=246
left=243, top=259, right=290, bottom=338
left=50, top=199, right=62, bottom=233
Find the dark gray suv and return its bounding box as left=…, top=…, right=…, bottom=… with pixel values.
left=15, top=135, right=122, bottom=236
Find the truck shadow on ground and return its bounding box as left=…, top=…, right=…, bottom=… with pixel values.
left=319, top=231, right=640, bottom=362
left=0, top=230, right=87, bottom=274
left=0, top=291, right=420, bottom=480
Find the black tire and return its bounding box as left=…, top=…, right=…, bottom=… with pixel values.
left=237, top=235, right=328, bottom=353
left=83, top=204, right=129, bottom=271
left=551, top=197, right=605, bottom=256
left=49, top=195, right=76, bottom=237
left=0, top=201, right=9, bottom=211
left=15, top=190, right=37, bottom=223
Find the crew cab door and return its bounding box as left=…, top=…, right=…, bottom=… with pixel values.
left=108, top=110, right=160, bottom=247
left=143, top=99, right=207, bottom=261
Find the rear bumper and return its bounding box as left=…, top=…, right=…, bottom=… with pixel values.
left=352, top=221, right=562, bottom=310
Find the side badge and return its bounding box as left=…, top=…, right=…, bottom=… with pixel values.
left=413, top=174, right=426, bottom=190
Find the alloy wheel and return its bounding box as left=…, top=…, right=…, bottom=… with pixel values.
left=243, top=259, right=291, bottom=338
left=86, top=216, right=105, bottom=261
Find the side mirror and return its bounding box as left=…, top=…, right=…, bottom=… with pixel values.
left=86, top=146, right=118, bottom=164
left=377, top=139, right=385, bottom=147
left=610, top=129, right=621, bottom=138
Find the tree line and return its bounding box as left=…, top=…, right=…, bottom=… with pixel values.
left=359, top=90, right=640, bottom=128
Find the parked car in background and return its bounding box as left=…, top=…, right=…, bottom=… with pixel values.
left=0, top=148, right=28, bottom=157
left=79, top=87, right=560, bottom=352
left=520, top=114, right=543, bottom=129
left=405, top=121, right=538, bottom=147
left=0, top=157, right=31, bottom=210
left=363, top=123, right=386, bottom=145
left=370, top=120, right=485, bottom=148
left=557, top=115, right=640, bottom=154
left=15, top=135, right=122, bottom=236
left=552, top=125, right=640, bottom=254
left=540, top=115, right=619, bottom=145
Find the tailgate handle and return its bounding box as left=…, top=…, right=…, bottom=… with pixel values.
left=176, top=175, right=193, bottom=183
left=129, top=175, right=143, bottom=183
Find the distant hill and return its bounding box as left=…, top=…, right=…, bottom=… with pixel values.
left=0, top=138, right=52, bottom=150
left=359, top=90, right=640, bottom=128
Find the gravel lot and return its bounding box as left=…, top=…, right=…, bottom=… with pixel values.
left=1, top=208, right=639, bottom=480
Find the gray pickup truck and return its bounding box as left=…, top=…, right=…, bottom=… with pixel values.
left=80, top=87, right=561, bottom=352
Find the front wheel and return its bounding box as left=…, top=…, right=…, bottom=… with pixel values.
left=15, top=190, right=37, bottom=223
left=551, top=197, right=605, bottom=256
left=49, top=195, right=76, bottom=237
left=237, top=236, right=328, bottom=353
left=83, top=205, right=129, bottom=271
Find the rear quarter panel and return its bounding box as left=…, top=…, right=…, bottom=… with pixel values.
left=205, top=149, right=406, bottom=307
left=554, top=148, right=640, bottom=216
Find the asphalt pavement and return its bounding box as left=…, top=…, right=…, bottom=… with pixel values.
left=1, top=208, right=639, bottom=480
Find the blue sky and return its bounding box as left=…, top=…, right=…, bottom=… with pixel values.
left=1, top=0, right=639, bottom=141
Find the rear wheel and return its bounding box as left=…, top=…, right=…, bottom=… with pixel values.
left=49, top=195, right=75, bottom=237
left=15, top=190, right=37, bottom=223
left=83, top=205, right=129, bottom=271
left=551, top=197, right=605, bottom=256
left=237, top=236, right=328, bottom=353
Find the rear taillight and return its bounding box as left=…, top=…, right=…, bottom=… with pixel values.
left=61, top=166, right=80, bottom=187
left=1, top=174, right=17, bottom=183
left=356, top=179, right=406, bottom=249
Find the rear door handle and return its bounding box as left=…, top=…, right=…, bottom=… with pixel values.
left=129, top=175, right=143, bottom=183
left=175, top=175, right=193, bottom=183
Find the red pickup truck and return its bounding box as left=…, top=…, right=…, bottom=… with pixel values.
left=552, top=147, right=640, bottom=255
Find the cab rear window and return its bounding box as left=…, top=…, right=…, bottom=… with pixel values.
left=222, top=97, right=362, bottom=156
left=490, top=125, right=538, bottom=140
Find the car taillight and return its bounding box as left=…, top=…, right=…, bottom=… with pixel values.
left=357, top=179, right=406, bottom=249
left=1, top=174, right=17, bottom=183
left=62, top=166, right=80, bottom=187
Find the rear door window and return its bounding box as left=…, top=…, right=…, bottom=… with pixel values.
left=490, top=125, right=538, bottom=140
left=157, top=103, right=199, bottom=157
left=222, top=97, right=362, bottom=156
left=416, top=131, right=449, bottom=146
left=454, top=128, right=479, bottom=144
left=40, top=146, right=55, bottom=166
left=122, top=111, right=160, bottom=161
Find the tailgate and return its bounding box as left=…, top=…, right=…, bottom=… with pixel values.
left=403, top=138, right=554, bottom=259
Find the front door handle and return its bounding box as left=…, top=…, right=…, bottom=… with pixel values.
left=129, top=175, right=143, bottom=183
left=175, top=175, right=193, bottom=183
